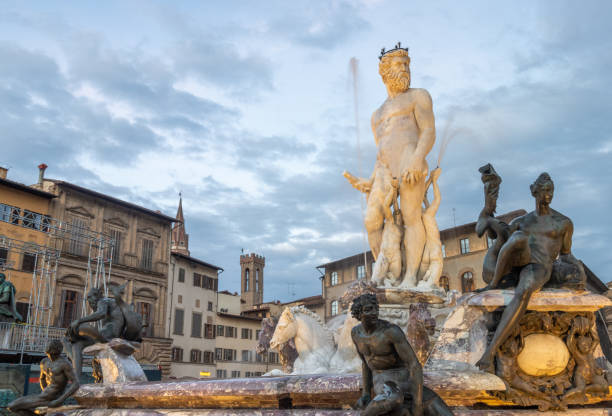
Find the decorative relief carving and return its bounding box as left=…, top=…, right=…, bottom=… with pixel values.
left=492, top=310, right=609, bottom=411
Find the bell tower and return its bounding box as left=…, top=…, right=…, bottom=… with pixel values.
left=240, top=253, right=265, bottom=311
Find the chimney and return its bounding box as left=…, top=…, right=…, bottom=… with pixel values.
left=37, top=163, right=48, bottom=185
left=0, top=167, right=7, bottom=179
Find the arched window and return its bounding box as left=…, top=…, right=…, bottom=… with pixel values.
left=461, top=271, right=474, bottom=293
left=331, top=300, right=339, bottom=316
left=439, top=276, right=450, bottom=292
left=255, top=269, right=260, bottom=292
left=245, top=269, right=250, bottom=291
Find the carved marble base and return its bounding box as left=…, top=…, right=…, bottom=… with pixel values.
left=83, top=339, right=147, bottom=384
left=427, top=289, right=612, bottom=410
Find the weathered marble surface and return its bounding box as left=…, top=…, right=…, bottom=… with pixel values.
left=378, top=287, right=445, bottom=304
left=468, top=289, right=612, bottom=312
left=57, top=407, right=612, bottom=415
left=83, top=339, right=146, bottom=384
left=73, top=371, right=505, bottom=409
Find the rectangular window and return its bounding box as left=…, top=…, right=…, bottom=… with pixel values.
left=68, top=217, right=87, bottom=256
left=22, top=210, right=43, bottom=230
left=193, top=273, right=201, bottom=287
left=460, top=238, right=470, bottom=254
left=241, top=350, right=251, bottom=362
left=204, top=323, right=215, bottom=339
left=357, top=265, right=366, bottom=280
left=191, top=312, right=202, bottom=338
left=255, top=352, right=265, bottom=363
left=231, top=371, right=240, bottom=378
left=190, top=349, right=202, bottom=363
left=215, top=348, right=223, bottom=361
left=173, top=309, right=184, bottom=335
left=269, top=352, right=279, bottom=364
left=109, top=229, right=122, bottom=264
left=207, top=301, right=213, bottom=311
left=330, top=271, right=338, bottom=286
left=441, top=244, right=446, bottom=258
left=245, top=372, right=252, bottom=378
left=0, top=247, right=8, bottom=267
left=331, top=300, right=338, bottom=316
left=256, top=330, right=261, bottom=340
left=203, top=351, right=214, bottom=364
left=216, top=369, right=227, bottom=379
left=60, top=290, right=79, bottom=328
left=21, top=253, right=36, bottom=273
left=241, top=328, right=251, bottom=339
left=225, top=326, right=234, bottom=338
left=138, top=302, right=153, bottom=337
left=140, top=239, right=154, bottom=270
left=223, top=349, right=234, bottom=361
left=178, top=268, right=185, bottom=283
left=216, top=325, right=224, bottom=337
left=0, top=203, right=20, bottom=225
left=172, top=347, right=183, bottom=362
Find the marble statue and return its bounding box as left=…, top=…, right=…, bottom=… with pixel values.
left=418, top=167, right=443, bottom=288
left=256, top=316, right=298, bottom=374
left=8, top=340, right=79, bottom=415
left=344, top=43, right=442, bottom=289
left=64, top=284, right=143, bottom=376
left=0, top=272, right=22, bottom=322
left=474, top=172, right=585, bottom=373
left=350, top=294, right=453, bottom=416
left=268, top=306, right=361, bottom=374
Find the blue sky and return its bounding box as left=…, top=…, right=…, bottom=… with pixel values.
left=1, top=1, right=611, bottom=301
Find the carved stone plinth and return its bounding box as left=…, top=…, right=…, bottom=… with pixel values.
left=427, top=289, right=612, bottom=411
left=83, top=339, right=147, bottom=384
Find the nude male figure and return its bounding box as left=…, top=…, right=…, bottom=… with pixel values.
left=346, top=46, right=436, bottom=287
left=475, top=173, right=584, bottom=372
left=351, top=294, right=453, bottom=416
left=8, top=340, right=80, bottom=415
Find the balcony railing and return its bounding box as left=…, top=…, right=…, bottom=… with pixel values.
left=0, top=322, right=65, bottom=353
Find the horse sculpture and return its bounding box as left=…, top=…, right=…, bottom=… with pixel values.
left=256, top=316, right=298, bottom=374
left=269, top=306, right=360, bottom=374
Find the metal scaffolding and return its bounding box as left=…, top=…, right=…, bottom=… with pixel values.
left=0, top=209, right=115, bottom=357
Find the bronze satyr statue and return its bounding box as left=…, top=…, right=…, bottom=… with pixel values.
left=474, top=173, right=584, bottom=373
left=351, top=294, right=453, bottom=416
left=0, top=272, right=23, bottom=322
left=64, top=284, right=143, bottom=375
left=8, top=340, right=79, bottom=415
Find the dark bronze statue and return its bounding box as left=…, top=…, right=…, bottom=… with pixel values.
left=8, top=340, right=80, bottom=415
left=351, top=294, right=453, bottom=416
left=0, top=272, right=23, bottom=322
left=64, top=283, right=143, bottom=375
left=474, top=172, right=585, bottom=373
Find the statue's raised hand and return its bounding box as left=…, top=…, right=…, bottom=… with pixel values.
left=343, top=170, right=372, bottom=193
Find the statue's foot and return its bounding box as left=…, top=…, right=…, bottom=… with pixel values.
left=475, top=356, right=494, bottom=373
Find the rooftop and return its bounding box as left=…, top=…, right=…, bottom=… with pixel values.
left=172, top=251, right=223, bottom=271
left=48, top=179, right=176, bottom=223
left=0, top=177, right=57, bottom=199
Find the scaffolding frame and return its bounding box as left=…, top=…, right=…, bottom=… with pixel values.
left=0, top=209, right=115, bottom=359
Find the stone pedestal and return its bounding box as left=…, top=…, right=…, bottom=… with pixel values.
left=83, top=339, right=147, bottom=384
left=426, top=289, right=612, bottom=410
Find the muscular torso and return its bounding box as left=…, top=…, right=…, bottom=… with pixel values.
left=514, top=209, right=570, bottom=265
left=41, top=358, right=71, bottom=397
left=352, top=321, right=403, bottom=371
left=372, top=89, right=424, bottom=178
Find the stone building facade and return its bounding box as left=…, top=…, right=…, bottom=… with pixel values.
left=36, top=173, right=176, bottom=376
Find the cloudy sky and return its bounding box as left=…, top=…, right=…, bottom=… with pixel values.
left=1, top=1, right=611, bottom=301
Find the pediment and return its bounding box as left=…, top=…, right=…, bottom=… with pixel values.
left=58, top=274, right=84, bottom=285
left=137, top=227, right=160, bottom=238
left=133, top=286, right=157, bottom=300
left=66, top=206, right=95, bottom=219
left=104, top=216, right=128, bottom=229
